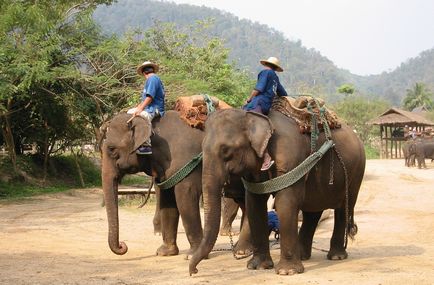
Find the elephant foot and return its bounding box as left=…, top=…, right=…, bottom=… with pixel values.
left=327, top=248, right=348, bottom=260
left=275, top=259, right=304, bottom=275
left=247, top=253, right=274, bottom=270
left=156, top=244, right=179, bottom=256
left=300, top=248, right=312, bottom=261
left=153, top=222, right=161, bottom=235
left=234, top=240, right=253, bottom=255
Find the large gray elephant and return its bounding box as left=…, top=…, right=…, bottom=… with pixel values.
left=101, top=111, right=204, bottom=257
left=101, top=110, right=251, bottom=257
left=189, top=109, right=366, bottom=275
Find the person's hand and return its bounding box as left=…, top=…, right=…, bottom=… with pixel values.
left=246, top=98, right=252, bottom=104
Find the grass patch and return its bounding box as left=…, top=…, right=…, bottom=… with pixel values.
left=364, top=144, right=380, bottom=159
left=0, top=154, right=102, bottom=199
left=121, top=174, right=152, bottom=187
left=0, top=181, right=69, bottom=199
left=0, top=154, right=153, bottom=200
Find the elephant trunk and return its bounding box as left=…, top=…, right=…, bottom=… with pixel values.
left=189, top=160, right=224, bottom=275
left=102, top=151, right=128, bottom=255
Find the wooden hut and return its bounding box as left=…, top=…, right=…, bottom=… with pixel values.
left=369, top=108, right=434, bottom=159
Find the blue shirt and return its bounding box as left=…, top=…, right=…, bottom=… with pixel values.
left=244, top=69, right=287, bottom=114
left=141, top=74, right=165, bottom=116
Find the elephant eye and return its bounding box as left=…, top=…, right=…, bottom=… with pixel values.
left=107, top=146, right=119, bottom=158
left=220, top=145, right=233, bottom=161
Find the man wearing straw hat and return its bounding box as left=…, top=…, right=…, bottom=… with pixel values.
left=127, top=60, right=165, bottom=155
left=243, top=56, right=288, bottom=170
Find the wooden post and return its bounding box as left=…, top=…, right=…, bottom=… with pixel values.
left=389, top=126, right=393, bottom=159
left=394, top=127, right=398, bottom=159
left=385, top=126, right=389, bottom=159
left=399, top=139, right=402, bottom=158
left=380, top=125, right=384, bottom=159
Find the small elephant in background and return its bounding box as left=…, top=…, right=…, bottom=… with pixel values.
left=402, top=140, right=416, bottom=167
left=414, top=139, right=434, bottom=168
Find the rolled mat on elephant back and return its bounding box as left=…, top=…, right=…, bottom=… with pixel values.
left=174, top=95, right=232, bottom=130
left=271, top=96, right=341, bottom=134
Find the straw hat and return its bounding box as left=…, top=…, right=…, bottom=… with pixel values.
left=136, top=61, right=159, bottom=75
left=260, top=57, right=283, bottom=72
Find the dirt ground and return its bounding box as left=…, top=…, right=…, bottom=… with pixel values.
left=0, top=159, right=433, bottom=285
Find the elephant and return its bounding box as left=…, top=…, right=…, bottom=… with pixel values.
left=101, top=110, right=251, bottom=257
left=189, top=109, right=366, bottom=275
left=101, top=111, right=204, bottom=257
left=402, top=140, right=416, bottom=167
left=414, top=139, right=434, bottom=169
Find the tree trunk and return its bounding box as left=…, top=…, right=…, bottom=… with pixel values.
left=0, top=99, right=17, bottom=172
left=72, top=148, right=85, bottom=188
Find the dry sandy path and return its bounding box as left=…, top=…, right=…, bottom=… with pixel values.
left=0, top=159, right=433, bottom=285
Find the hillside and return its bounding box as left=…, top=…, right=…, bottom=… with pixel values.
left=94, top=0, right=434, bottom=105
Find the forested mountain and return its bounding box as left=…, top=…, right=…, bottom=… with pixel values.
left=94, top=0, right=434, bottom=105
left=353, top=48, right=434, bottom=104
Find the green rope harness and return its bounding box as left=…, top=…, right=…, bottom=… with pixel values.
left=203, top=94, right=216, bottom=113
left=242, top=140, right=334, bottom=194
left=156, top=94, right=214, bottom=190
left=307, top=98, right=332, bottom=153
left=156, top=152, right=203, bottom=190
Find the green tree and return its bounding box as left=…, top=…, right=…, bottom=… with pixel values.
left=402, top=82, right=433, bottom=111
left=332, top=97, right=389, bottom=144
left=145, top=21, right=252, bottom=107
left=337, top=84, right=355, bottom=96
left=0, top=0, right=113, bottom=175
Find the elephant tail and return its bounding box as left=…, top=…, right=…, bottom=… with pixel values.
left=347, top=214, right=358, bottom=241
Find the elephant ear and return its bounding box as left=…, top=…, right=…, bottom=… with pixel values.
left=130, top=117, right=152, bottom=153
left=245, top=111, right=274, bottom=158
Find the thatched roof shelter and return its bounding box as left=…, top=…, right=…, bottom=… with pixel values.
left=369, top=108, right=434, bottom=159
left=369, top=107, right=434, bottom=127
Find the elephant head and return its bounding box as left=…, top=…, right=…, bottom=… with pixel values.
left=100, top=113, right=152, bottom=255
left=190, top=109, right=273, bottom=274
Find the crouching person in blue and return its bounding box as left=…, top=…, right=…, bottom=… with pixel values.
left=128, top=61, right=166, bottom=155
left=243, top=56, right=288, bottom=170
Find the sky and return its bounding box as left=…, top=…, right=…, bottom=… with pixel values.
left=169, top=0, right=434, bottom=76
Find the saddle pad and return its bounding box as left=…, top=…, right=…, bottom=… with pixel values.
left=271, top=96, right=341, bottom=133
left=174, top=95, right=232, bottom=130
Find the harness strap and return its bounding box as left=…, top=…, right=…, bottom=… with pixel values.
left=242, top=140, right=334, bottom=194
left=156, top=152, right=203, bottom=190
left=156, top=94, right=215, bottom=190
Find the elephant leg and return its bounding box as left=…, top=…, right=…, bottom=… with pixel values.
left=298, top=211, right=323, bottom=260
left=327, top=207, right=348, bottom=260
left=234, top=203, right=253, bottom=255
left=157, top=187, right=180, bottom=256
left=245, top=191, right=273, bottom=270
left=220, top=198, right=239, bottom=236
left=153, top=186, right=162, bottom=235
left=274, top=189, right=304, bottom=275
left=175, top=181, right=203, bottom=259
